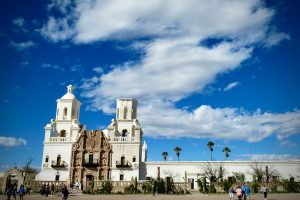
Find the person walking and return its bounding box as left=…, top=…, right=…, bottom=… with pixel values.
left=12, top=185, right=17, bottom=200
left=62, top=185, right=69, bottom=200
left=45, top=184, right=49, bottom=197
left=50, top=183, right=54, bottom=195
left=6, top=185, right=13, bottom=200
left=236, top=186, right=243, bottom=200
left=18, top=185, right=25, bottom=200
left=244, top=183, right=251, bottom=200
left=262, top=185, right=269, bottom=200
left=228, top=187, right=235, bottom=200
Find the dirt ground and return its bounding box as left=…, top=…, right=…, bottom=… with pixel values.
left=1, top=192, right=300, bottom=200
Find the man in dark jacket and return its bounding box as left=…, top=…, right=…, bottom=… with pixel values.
left=62, top=185, right=69, bottom=200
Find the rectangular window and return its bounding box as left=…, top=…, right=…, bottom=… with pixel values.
left=55, top=175, right=60, bottom=181
left=133, top=157, right=136, bottom=162
left=120, top=174, right=124, bottom=180
left=45, top=157, right=49, bottom=163
left=89, top=154, right=93, bottom=164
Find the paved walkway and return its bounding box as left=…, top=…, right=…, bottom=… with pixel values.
left=1, top=193, right=300, bottom=200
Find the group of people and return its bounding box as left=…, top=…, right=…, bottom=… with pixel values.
left=40, top=183, right=55, bottom=196
left=229, top=183, right=269, bottom=200
left=40, top=183, right=69, bottom=199
left=6, top=185, right=25, bottom=200
left=230, top=183, right=251, bottom=200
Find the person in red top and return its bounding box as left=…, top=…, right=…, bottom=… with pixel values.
left=236, top=186, right=243, bottom=200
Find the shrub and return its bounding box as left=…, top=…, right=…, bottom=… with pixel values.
left=156, top=178, right=166, bottom=193
left=100, top=181, right=113, bottom=194
left=124, top=184, right=135, bottom=194
left=197, top=179, right=203, bottom=193
left=209, top=184, right=217, bottom=193
left=222, top=179, right=232, bottom=193
left=281, top=179, right=300, bottom=193
left=251, top=182, right=260, bottom=193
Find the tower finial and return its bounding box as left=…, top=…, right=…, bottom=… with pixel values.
left=67, top=85, right=73, bottom=93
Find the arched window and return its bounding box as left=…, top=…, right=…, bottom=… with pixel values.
left=60, top=130, right=66, bottom=137
left=132, top=156, right=136, bottom=162
left=122, top=129, right=127, bottom=137
left=121, top=156, right=125, bottom=166
left=63, top=107, right=67, bottom=119
left=55, top=172, right=60, bottom=181
left=45, top=156, right=49, bottom=163
left=57, top=155, right=61, bottom=165
left=124, top=107, right=128, bottom=119
left=72, top=109, right=75, bottom=118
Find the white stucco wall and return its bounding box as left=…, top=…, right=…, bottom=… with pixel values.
left=145, top=160, right=300, bottom=189
left=35, top=143, right=73, bottom=181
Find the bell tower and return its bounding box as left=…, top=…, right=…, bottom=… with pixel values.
left=36, top=85, right=84, bottom=182
left=107, top=98, right=143, bottom=181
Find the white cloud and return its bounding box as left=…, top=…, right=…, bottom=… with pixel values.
left=138, top=101, right=300, bottom=142
left=224, top=82, right=240, bottom=92
left=0, top=137, right=27, bottom=147
left=40, top=17, right=74, bottom=42
left=240, top=154, right=300, bottom=161
left=13, top=17, right=25, bottom=27
left=70, top=64, right=82, bottom=72
left=47, top=0, right=71, bottom=14
left=40, top=62, right=59, bottom=69
left=280, top=140, right=296, bottom=147
left=20, top=61, right=29, bottom=66
left=93, top=67, right=103, bottom=74
left=264, top=30, right=290, bottom=48
left=40, top=0, right=299, bottom=142
left=9, top=40, right=36, bottom=51
left=41, top=0, right=278, bottom=44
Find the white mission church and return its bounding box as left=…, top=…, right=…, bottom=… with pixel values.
left=35, top=85, right=300, bottom=190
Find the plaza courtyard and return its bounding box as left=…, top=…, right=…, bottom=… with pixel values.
left=1, top=192, right=300, bottom=200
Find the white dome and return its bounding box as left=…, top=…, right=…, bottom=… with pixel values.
left=61, top=93, right=75, bottom=100
left=61, top=85, right=76, bottom=99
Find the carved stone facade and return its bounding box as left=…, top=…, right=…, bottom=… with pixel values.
left=70, top=130, right=111, bottom=188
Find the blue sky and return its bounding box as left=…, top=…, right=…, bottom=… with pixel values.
left=0, top=0, right=300, bottom=170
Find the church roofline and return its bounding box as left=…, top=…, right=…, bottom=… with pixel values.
left=117, top=98, right=137, bottom=102
left=145, top=159, right=300, bottom=165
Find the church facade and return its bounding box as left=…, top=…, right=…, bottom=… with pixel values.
left=36, top=85, right=300, bottom=190
left=70, top=130, right=111, bottom=185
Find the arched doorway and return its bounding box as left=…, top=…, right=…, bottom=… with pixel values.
left=1, top=167, right=24, bottom=194
left=85, top=174, right=94, bottom=192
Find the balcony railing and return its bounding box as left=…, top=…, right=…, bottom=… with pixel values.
left=51, top=160, right=68, bottom=168
left=82, top=159, right=99, bottom=167
left=48, top=137, right=72, bottom=143
left=116, top=160, right=132, bottom=168
left=113, top=137, right=136, bottom=142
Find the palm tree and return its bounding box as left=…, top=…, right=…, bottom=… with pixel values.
left=162, top=152, right=168, bottom=162
left=222, top=146, right=231, bottom=160
left=207, top=141, right=214, bottom=161
left=174, top=147, right=182, bottom=161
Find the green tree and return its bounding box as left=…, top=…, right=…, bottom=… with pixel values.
left=207, top=141, right=214, bottom=161
left=173, top=147, right=182, bottom=161
left=222, top=146, right=231, bottom=160
left=232, top=171, right=245, bottom=183
left=162, top=152, right=168, bottom=162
